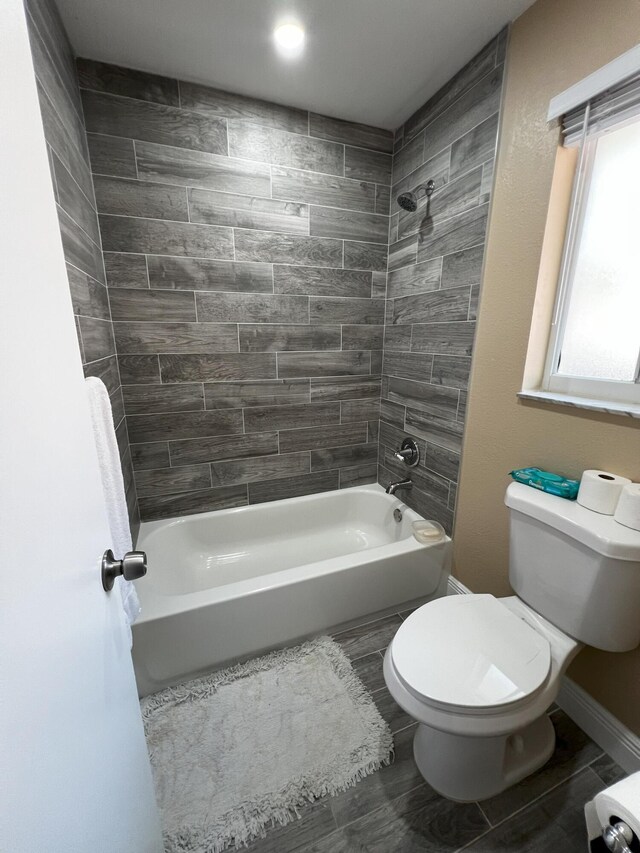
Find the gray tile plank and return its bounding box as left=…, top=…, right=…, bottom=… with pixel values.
left=147, top=256, right=273, bottom=293
left=274, top=266, right=372, bottom=298
left=210, top=452, right=310, bottom=487
left=244, top=402, right=340, bottom=433
left=310, top=376, right=380, bottom=402
left=248, top=470, right=339, bottom=504
left=118, top=354, right=160, bottom=384
left=464, top=767, right=604, bottom=853
left=57, top=205, right=104, bottom=284
left=341, top=399, right=380, bottom=422
left=127, top=409, right=243, bottom=443
left=188, top=188, right=308, bottom=234
left=431, top=355, right=471, bottom=389
left=351, top=652, right=386, bottom=693
left=310, top=297, right=384, bottom=325
left=341, top=325, right=384, bottom=351
left=204, top=379, right=310, bottom=409
left=404, top=408, right=464, bottom=452
left=109, top=288, right=195, bottom=322
left=391, top=147, right=451, bottom=201
left=67, top=265, right=110, bottom=321
left=383, top=351, right=433, bottom=382
left=87, top=132, right=137, bottom=178
left=234, top=230, right=343, bottom=267
left=310, top=206, right=388, bottom=243
left=441, top=244, right=485, bottom=290
left=272, top=166, right=376, bottom=214
left=450, top=111, right=500, bottom=179
left=388, top=233, right=417, bottom=272
left=345, top=146, right=392, bottom=184
left=309, top=113, right=393, bottom=153
left=131, top=441, right=170, bottom=471
left=104, top=252, right=149, bottom=288
left=179, top=81, right=308, bottom=133
left=77, top=58, right=179, bottom=105
left=278, top=351, right=370, bottom=379
left=138, top=484, right=247, bottom=522
left=122, top=383, right=204, bottom=415
left=372, top=687, right=415, bottom=735
left=340, top=463, right=378, bottom=488
left=422, top=443, right=460, bottom=482
left=375, top=184, right=391, bottom=215
left=134, top=464, right=210, bottom=497
left=136, top=140, right=271, bottom=196
left=422, top=63, right=504, bottom=160
left=93, top=174, right=188, bottom=220
left=311, top=442, right=378, bottom=473
left=78, top=316, right=115, bottom=362
left=81, top=90, right=227, bottom=154
left=590, top=753, right=627, bottom=787
left=343, top=240, right=388, bottom=272
left=393, top=286, right=470, bottom=325
left=114, top=322, right=238, bottom=354
left=28, top=0, right=80, bottom=113
left=170, top=433, right=278, bottom=466
left=196, top=292, right=308, bottom=323
left=239, top=324, right=341, bottom=353
left=245, top=798, right=337, bottom=853
left=52, top=152, right=101, bottom=247
left=380, top=399, right=407, bottom=430
left=411, top=321, right=476, bottom=356
left=383, top=325, right=412, bottom=352
left=99, top=214, right=234, bottom=259
left=228, top=121, right=344, bottom=176
left=481, top=711, right=603, bottom=825
left=403, top=37, right=498, bottom=142
left=279, top=423, right=367, bottom=453
left=83, top=354, right=120, bottom=397
left=160, top=353, right=276, bottom=382
left=392, top=133, right=424, bottom=184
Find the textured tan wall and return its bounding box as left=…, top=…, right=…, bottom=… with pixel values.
left=454, top=0, right=640, bottom=733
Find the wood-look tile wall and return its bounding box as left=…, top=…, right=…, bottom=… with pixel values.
left=25, top=0, right=140, bottom=535
left=78, top=59, right=393, bottom=521
left=378, top=31, right=506, bottom=532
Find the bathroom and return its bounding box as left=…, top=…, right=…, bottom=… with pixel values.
left=3, top=0, right=640, bottom=849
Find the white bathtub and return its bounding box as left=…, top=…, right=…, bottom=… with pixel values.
left=132, top=484, right=451, bottom=696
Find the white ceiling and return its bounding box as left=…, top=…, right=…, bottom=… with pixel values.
left=56, top=0, right=535, bottom=130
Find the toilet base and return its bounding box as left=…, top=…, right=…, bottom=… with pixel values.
left=413, top=713, right=556, bottom=802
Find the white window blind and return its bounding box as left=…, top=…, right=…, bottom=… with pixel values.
left=563, top=71, right=640, bottom=145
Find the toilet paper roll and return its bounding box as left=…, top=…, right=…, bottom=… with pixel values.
left=614, top=483, right=640, bottom=531
left=577, top=469, right=631, bottom=515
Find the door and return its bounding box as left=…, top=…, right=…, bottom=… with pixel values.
left=0, top=3, right=163, bottom=851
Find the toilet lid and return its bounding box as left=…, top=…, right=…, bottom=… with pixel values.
left=391, top=594, right=551, bottom=711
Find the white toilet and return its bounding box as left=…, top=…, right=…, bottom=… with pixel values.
left=383, top=482, right=640, bottom=802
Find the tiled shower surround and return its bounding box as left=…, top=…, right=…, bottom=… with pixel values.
left=24, top=0, right=139, bottom=534
left=78, top=60, right=393, bottom=521
left=27, top=0, right=505, bottom=530
left=378, top=31, right=506, bottom=530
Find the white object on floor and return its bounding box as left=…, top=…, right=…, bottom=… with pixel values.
left=132, top=484, right=451, bottom=696
left=383, top=482, right=640, bottom=802
left=85, top=376, right=140, bottom=630
left=142, top=636, right=393, bottom=852
left=585, top=770, right=640, bottom=850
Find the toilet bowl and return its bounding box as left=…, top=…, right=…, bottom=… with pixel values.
left=384, top=483, right=640, bottom=802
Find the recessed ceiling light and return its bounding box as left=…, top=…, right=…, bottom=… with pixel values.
left=273, top=22, right=305, bottom=58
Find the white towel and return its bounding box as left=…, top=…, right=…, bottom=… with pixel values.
left=85, top=377, right=141, bottom=637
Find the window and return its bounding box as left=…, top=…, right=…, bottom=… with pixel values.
left=528, top=48, right=640, bottom=415
left=543, top=116, right=640, bottom=406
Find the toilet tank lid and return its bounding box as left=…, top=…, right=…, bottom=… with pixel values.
left=505, top=482, right=640, bottom=561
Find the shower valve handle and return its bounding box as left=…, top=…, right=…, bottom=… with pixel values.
left=394, top=438, right=420, bottom=468
left=101, top=549, right=147, bottom=591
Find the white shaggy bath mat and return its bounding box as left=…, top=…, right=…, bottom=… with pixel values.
left=142, top=636, right=393, bottom=853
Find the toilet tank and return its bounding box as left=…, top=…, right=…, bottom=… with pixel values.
left=505, top=482, right=640, bottom=652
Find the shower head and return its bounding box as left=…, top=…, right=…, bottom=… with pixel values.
left=396, top=179, right=436, bottom=212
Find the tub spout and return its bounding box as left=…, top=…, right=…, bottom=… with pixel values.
left=385, top=478, right=413, bottom=496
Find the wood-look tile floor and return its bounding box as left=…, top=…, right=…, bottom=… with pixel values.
left=239, top=608, right=626, bottom=853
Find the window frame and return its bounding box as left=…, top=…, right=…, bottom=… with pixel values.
left=541, top=116, right=640, bottom=408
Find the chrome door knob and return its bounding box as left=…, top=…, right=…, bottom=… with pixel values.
left=101, top=549, right=147, bottom=591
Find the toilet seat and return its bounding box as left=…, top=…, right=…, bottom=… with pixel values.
left=391, top=594, right=551, bottom=714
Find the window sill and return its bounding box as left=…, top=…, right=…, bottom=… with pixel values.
left=517, top=389, right=640, bottom=419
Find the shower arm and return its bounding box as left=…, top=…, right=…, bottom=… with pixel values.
left=415, top=180, right=436, bottom=199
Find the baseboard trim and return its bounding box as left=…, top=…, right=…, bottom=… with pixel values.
left=446, top=575, right=640, bottom=774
